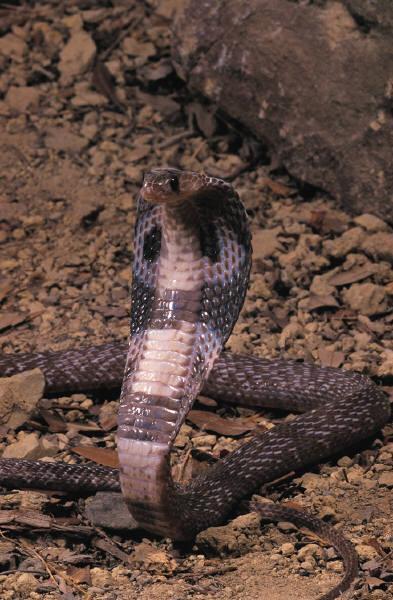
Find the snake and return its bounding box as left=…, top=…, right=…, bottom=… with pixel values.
left=0, top=169, right=390, bottom=600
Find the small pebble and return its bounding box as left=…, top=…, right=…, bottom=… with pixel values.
left=326, top=560, right=343, bottom=573
left=277, top=521, right=297, bottom=533
left=280, top=542, right=295, bottom=556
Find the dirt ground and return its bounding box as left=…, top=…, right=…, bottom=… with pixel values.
left=0, top=1, right=392, bottom=599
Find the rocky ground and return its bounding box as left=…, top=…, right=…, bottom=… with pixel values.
left=0, top=1, right=392, bottom=599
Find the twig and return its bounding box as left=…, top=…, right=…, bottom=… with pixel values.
left=100, top=15, right=144, bottom=61
left=189, top=138, right=206, bottom=161
left=156, top=130, right=195, bottom=150
left=0, top=531, right=58, bottom=588
left=183, top=565, right=237, bottom=581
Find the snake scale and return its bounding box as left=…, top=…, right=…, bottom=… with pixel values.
left=0, top=169, right=390, bottom=599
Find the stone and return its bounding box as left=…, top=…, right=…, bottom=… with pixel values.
left=378, top=451, right=392, bottom=462
left=249, top=275, right=272, bottom=300
left=337, top=456, right=353, bottom=468
left=327, top=560, right=343, bottom=573
left=196, top=512, right=261, bottom=557
left=324, top=227, right=365, bottom=258
left=361, top=232, right=393, bottom=262
left=378, top=471, right=393, bottom=487
left=62, top=13, right=84, bottom=30
left=122, top=37, right=156, bottom=58
left=301, top=559, right=317, bottom=573
left=277, top=521, right=297, bottom=533
left=377, top=349, right=393, bottom=377
left=280, top=542, right=295, bottom=556
left=345, top=465, right=365, bottom=484
left=0, top=369, right=45, bottom=430
left=58, top=30, right=96, bottom=83
left=12, top=573, right=39, bottom=594
left=298, top=544, right=324, bottom=561
left=3, top=432, right=42, bottom=459
left=226, top=332, right=249, bottom=354
left=90, top=568, right=113, bottom=588
left=45, top=126, right=89, bottom=153
left=353, top=213, right=389, bottom=232
left=318, top=505, right=338, bottom=520
left=0, top=33, right=26, bottom=60
left=355, top=543, right=379, bottom=561
left=342, top=283, right=387, bottom=315
left=85, top=492, right=139, bottom=530
left=173, top=0, right=393, bottom=223
left=71, top=89, right=108, bottom=107
left=252, top=228, right=282, bottom=259
left=5, top=86, right=41, bottom=113
left=298, top=472, right=329, bottom=491
left=130, top=541, right=175, bottom=570
left=191, top=434, right=217, bottom=447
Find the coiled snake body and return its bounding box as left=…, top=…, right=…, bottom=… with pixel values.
left=0, top=169, right=390, bottom=599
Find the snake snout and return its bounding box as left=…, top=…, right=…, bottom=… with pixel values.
left=141, top=168, right=186, bottom=205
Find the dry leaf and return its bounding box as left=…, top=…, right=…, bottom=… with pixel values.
left=189, top=102, right=217, bottom=138
left=123, top=146, right=150, bottom=163
left=99, top=401, right=118, bottom=431
left=260, top=177, right=295, bottom=197
left=0, top=510, right=18, bottom=524
left=328, top=266, right=376, bottom=286
left=67, top=422, right=103, bottom=433
left=57, top=577, right=78, bottom=598
left=141, top=59, right=173, bottom=82
left=93, top=305, right=128, bottom=318
left=93, top=537, right=130, bottom=563
left=0, top=509, right=51, bottom=528
left=72, top=446, right=119, bottom=468
left=92, top=59, right=125, bottom=112
left=366, top=538, right=388, bottom=557
left=0, top=311, right=28, bottom=331
left=306, top=209, right=348, bottom=233
left=358, top=314, right=386, bottom=334
left=40, top=408, right=67, bottom=433
left=365, top=576, right=385, bottom=589
left=197, top=395, right=218, bottom=408
left=136, top=90, right=180, bottom=117
left=304, top=294, right=339, bottom=310
left=187, top=410, right=256, bottom=436
left=16, top=510, right=52, bottom=528
left=123, top=37, right=155, bottom=58
left=0, top=278, right=12, bottom=302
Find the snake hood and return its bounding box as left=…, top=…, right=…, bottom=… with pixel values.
left=119, top=168, right=252, bottom=442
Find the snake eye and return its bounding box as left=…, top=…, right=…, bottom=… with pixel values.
left=169, top=176, right=179, bottom=192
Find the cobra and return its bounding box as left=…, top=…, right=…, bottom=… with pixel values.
left=0, top=169, right=390, bottom=600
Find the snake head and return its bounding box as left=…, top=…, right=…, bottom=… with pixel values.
left=141, top=168, right=232, bottom=205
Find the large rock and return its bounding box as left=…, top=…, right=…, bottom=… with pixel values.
left=173, top=0, right=393, bottom=222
